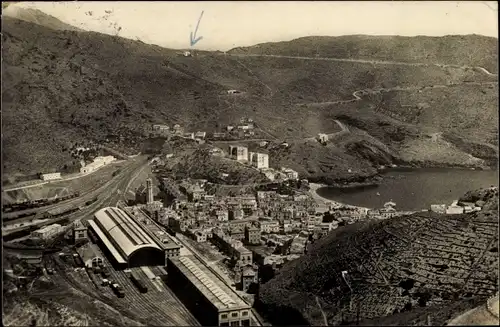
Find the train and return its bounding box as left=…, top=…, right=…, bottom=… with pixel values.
left=101, top=266, right=111, bottom=278
left=111, top=282, right=126, bottom=298
left=6, top=195, right=97, bottom=223
left=5, top=206, right=80, bottom=224
left=2, top=192, right=81, bottom=213
left=85, top=197, right=98, bottom=206
left=73, top=254, right=84, bottom=267
left=130, top=271, right=148, bottom=293
left=88, top=229, right=98, bottom=244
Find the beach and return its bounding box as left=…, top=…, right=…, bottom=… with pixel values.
left=308, top=182, right=370, bottom=211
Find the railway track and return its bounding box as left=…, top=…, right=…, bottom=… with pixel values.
left=89, top=246, right=198, bottom=326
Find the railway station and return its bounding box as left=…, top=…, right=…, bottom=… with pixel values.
left=167, top=254, right=252, bottom=326
left=87, top=207, right=166, bottom=269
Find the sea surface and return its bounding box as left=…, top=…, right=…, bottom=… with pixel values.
left=316, top=168, right=499, bottom=210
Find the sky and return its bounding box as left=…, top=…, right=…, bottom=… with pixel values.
left=12, top=1, right=500, bottom=51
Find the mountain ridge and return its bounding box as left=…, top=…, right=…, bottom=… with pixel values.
left=229, top=34, right=498, bottom=73
left=2, top=14, right=498, bottom=185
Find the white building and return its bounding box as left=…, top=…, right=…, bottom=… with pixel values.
left=152, top=124, right=169, bottom=133
left=281, top=167, right=299, bottom=180
left=259, top=221, right=280, bottom=234
left=237, top=124, right=251, bottom=130
left=73, top=220, right=87, bottom=241
left=32, top=224, right=63, bottom=240
left=430, top=204, right=447, bottom=214
left=229, top=145, right=248, bottom=162
left=195, top=131, right=206, bottom=139
left=80, top=156, right=116, bottom=174
left=40, top=172, right=62, bottom=181
left=318, top=133, right=329, bottom=143
left=446, top=203, right=464, bottom=215
left=248, top=152, right=269, bottom=169
left=80, top=156, right=115, bottom=174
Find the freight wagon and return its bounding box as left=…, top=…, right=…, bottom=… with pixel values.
left=130, top=271, right=148, bottom=293
left=73, top=254, right=84, bottom=267
left=88, top=229, right=98, bottom=244
left=101, top=266, right=110, bottom=278
left=111, top=283, right=125, bottom=298
left=85, top=197, right=98, bottom=206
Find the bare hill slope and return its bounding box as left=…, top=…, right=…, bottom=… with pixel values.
left=255, top=188, right=499, bottom=326
left=229, top=35, right=498, bottom=73
left=2, top=16, right=497, bottom=183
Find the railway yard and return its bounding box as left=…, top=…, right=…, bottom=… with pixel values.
left=74, top=242, right=200, bottom=326
left=11, top=240, right=202, bottom=326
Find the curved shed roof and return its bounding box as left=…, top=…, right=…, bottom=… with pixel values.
left=94, top=207, right=161, bottom=259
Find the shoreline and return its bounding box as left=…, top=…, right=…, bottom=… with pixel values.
left=308, top=182, right=370, bottom=211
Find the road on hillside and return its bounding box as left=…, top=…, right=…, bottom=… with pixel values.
left=299, top=81, right=498, bottom=108
left=227, top=53, right=499, bottom=76
left=3, top=156, right=150, bottom=234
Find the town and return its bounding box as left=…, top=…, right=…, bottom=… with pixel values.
left=4, top=117, right=492, bottom=327
left=3, top=2, right=498, bottom=325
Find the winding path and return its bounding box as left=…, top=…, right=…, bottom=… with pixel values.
left=228, top=53, right=498, bottom=76
left=225, top=53, right=498, bottom=109
left=298, top=81, right=498, bottom=108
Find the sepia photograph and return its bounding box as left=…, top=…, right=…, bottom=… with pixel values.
left=2, top=1, right=499, bottom=326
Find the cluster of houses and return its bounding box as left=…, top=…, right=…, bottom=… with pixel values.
left=152, top=177, right=381, bottom=282
left=208, top=117, right=258, bottom=140
left=366, top=201, right=415, bottom=220
left=430, top=199, right=483, bottom=215
left=225, top=144, right=300, bottom=182
left=149, top=118, right=259, bottom=142
left=150, top=123, right=208, bottom=144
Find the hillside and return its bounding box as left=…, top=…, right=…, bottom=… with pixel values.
left=229, top=35, right=499, bottom=73
left=2, top=6, right=84, bottom=31
left=255, top=188, right=499, bottom=326
left=2, top=16, right=498, bottom=184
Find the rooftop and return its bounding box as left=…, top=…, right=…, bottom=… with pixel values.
left=236, top=246, right=252, bottom=254
left=36, top=224, right=62, bottom=233
left=92, top=207, right=162, bottom=259
left=169, top=255, right=249, bottom=312
left=88, top=220, right=127, bottom=264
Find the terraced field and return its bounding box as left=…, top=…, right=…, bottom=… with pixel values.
left=256, top=196, right=499, bottom=326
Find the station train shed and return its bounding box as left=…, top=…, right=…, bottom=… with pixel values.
left=87, top=207, right=167, bottom=269
left=167, top=254, right=252, bottom=326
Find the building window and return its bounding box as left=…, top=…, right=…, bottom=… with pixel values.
left=231, top=312, right=238, bottom=318
left=242, top=311, right=248, bottom=316
left=230, top=322, right=239, bottom=327
left=221, top=314, right=228, bottom=319
left=241, top=319, right=250, bottom=326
